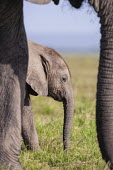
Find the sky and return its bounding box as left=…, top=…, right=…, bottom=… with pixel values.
left=23, top=0, right=101, bottom=53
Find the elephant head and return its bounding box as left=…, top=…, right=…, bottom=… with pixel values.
left=26, top=40, right=74, bottom=150
left=52, top=0, right=113, bottom=168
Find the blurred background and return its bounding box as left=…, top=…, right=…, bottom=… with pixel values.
left=23, top=0, right=101, bottom=53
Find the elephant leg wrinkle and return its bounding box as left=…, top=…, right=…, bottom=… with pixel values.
left=0, top=0, right=28, bottom=169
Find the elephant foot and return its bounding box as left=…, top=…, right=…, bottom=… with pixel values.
left=0, top=161, right=22, bottom=170
left=26, top=143, right=41, bottom=151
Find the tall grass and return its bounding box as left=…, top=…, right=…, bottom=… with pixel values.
left=20, top=54, right=107, bottom=169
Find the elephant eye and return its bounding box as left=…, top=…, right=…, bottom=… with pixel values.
left=61, top=75, right=67, bottom=82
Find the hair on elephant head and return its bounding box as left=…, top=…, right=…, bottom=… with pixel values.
left=22, top=40, right=74, bottom=151
left=53, top=0, right=113, bottom=169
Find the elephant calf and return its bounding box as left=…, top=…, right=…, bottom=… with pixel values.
left=22, top=40, right=74, bottom=151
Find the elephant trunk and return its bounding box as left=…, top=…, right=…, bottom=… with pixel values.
left=63, top=88, right=74, bottom=150
left=96, top=2, right=113, bottom=168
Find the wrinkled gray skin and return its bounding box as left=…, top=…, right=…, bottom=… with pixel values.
left=22, top=40, right=74, bottom=151
left=0, top=0, right=51, bottom=169
left=52, top=0, right=113, bottom=169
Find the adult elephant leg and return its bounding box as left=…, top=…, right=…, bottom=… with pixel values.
left=0, top=0, right=28, bottom=169
left=0, top=65, right=24, bottom=170
left=96, top=1, right=113, bottom=168
left=22, top=89, right=40, bottom=151
left=0, top=44, right=28, bottom=170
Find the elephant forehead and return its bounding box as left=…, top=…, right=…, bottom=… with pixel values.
left=43, top=47, right=71, bottom=77
left=56, top=66, right=71, bottom=79
left=55, top=60, right=71, bottom=78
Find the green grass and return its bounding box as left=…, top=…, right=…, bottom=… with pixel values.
left=20, top=54, right=107, bottom=169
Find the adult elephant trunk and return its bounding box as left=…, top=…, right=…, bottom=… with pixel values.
left=63, top=87, right=74, bottom=150
left=96, top=1, right=113, bottom=168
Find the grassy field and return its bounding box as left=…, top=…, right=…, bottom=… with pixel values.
left=20, top=54, right=107, bottom=170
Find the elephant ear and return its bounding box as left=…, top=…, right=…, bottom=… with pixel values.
left=25, top=0, right=51, bottom=4
left=89, top=0, right=99, bottom=12
left=26, top=43, right=49, bottom=96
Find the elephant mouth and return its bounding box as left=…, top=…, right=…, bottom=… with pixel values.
left=52, top=0, right=59, bottom=5
left=48, top=91, right=62, bottom=102
left=54, top=97, right=62, bottom=102
left=51, top=94, right=62, bottom=102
